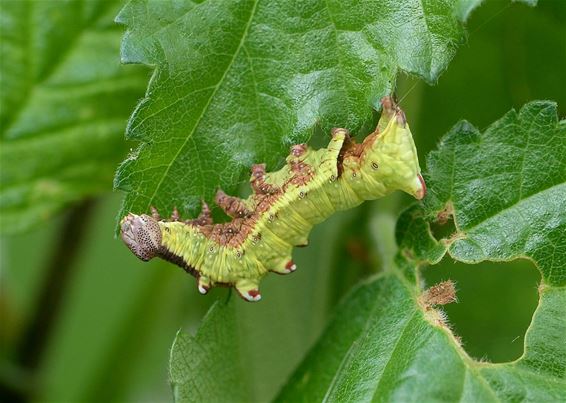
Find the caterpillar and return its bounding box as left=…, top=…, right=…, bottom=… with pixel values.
left=120, top=96, right=426, bottom=302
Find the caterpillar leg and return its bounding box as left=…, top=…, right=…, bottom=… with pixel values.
left=235, top=279, right=262, bottom=302
left=270, top=258, right=297, bottom=275
left=197, top=275, right=212, bottom=295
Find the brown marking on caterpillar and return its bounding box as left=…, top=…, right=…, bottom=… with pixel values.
left=158, top=244, right=200, bottom=278
left=215, top=189, right=252, bottom=218
left=251, top=163, right=278, bottom=195
left=190, top=154, right=319, bottom=248
left=227, top=219, right=249, bottom=247
left=181, top=138, right=328, bottom=248
left=150, top=206, right=161, bottom=221
left=184, top=201, right=213, bottom=227
left=291, top=143, right=308, bottom=157
left=395, top=109, right=407, bottom=127
left=335, top=130, right=352, bottom=177
left=333, top=130, right=381, bottom=177
left=254, top=192, right=281, bottom=214
left=336, top=129, right=381, bottom=173
left=171, top=207, right=180, bottom=221
left=289, top=160, right=315, bottom=186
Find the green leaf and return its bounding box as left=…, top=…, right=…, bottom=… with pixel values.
left=170, top=298, right=250, bottom=403
left=424, top=101, right=566, bottom=286
left=0, top=0, right=147, bottom=234
left=276, top=101, right=566, bottom=401
left=115, top=0, right=488, bottom=219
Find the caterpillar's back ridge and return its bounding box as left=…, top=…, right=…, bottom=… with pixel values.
left=120, top=96, right=426, bottom=302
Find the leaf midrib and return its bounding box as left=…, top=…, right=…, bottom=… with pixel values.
left=143, top=0, right=260, bottom=211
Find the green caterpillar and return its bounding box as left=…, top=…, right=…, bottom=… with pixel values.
left=121, top=97, right=425, bottom=302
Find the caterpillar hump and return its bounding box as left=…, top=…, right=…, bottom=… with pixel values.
left=120, top=96, right=426, bottom=302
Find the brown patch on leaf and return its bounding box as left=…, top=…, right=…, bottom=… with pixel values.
left=421, top=280, right=457, bottom=308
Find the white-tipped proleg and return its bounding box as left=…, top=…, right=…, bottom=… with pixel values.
left=270, top=258, right=297, bottom=275
left=235, top=279, right=262, bottom=302
left=197, top=276, right=211, bottom=295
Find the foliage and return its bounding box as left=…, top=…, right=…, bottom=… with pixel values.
left=4, top=1, right=566, bottom=402
left=0, top=0, right=147, bottom=233
left=278, top=101, right=566, bottom=401
left=172, top=102, right=566, bottom=402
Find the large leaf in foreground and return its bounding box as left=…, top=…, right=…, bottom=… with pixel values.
left=0, top=0, right=147, bottom=233
left=276, top=101, right=565, bottom=401
left=115, top=0, right=505, bottom=219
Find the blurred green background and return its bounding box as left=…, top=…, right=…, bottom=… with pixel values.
left=1, top=1, right=565, bottom=402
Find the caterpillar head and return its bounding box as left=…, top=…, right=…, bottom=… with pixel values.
left=364, top=96, right=426, bottom=200
left=120, top=213, right=162, bottom=261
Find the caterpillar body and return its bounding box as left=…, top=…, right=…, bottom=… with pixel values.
left=120, top=97, right=426, bottom=302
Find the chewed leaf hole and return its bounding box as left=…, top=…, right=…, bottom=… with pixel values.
left=430, top=205, right=457, bottom=241
left=422, top=258, right=540, bottom=363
